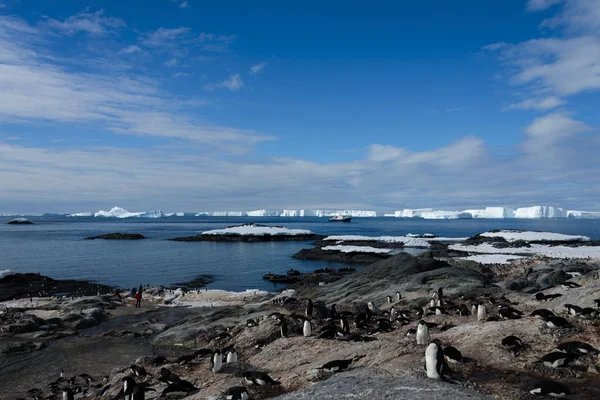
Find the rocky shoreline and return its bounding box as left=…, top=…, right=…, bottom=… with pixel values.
left=170, top=233, right=324, bottom=242
left=2, top=231, right=600, bottom=399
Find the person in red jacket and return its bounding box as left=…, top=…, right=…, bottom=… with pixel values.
left=135, top=290, right=142, bottom=308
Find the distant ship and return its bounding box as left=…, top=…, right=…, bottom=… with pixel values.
left=329, top=215, right=352, bottom=222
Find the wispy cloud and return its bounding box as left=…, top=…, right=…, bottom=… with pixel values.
left=249, top=61, right=268, bottom=75
left=204, top=73, right=243, bottom=91
left=119, top=45, right=142, bottom=55
left=502, top=97, right=566, bottom=111
left=171, top=0, right=190, bottom=9
left=173, top=72, right=191, bottom=78
left=164, top=58, right=177, bottom=67
left=141, top=27, right=190, bottom=47
left=527, top=0, right=564, bottom=12
left=45, top=9, right=126, bottom=35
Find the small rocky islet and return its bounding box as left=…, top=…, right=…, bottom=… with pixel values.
left=84, top=233, right=146, bottom=240
left=2, top=229, right=600, bottom=399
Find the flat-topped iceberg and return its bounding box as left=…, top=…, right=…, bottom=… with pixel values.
left=94, top=207, right=164, bottom=219
left=480, top=230, right=590, bottom=242
left=68, top=212, right=93, bottom=217
left=567, top=210, right=600, bottom=219
left=202, top=224, right=313, bottom=236
left=391, top=205, right=599, bottom=219
left=311, top=209, right=377, bottom=217
left=514, top=206, right=566, bottom=219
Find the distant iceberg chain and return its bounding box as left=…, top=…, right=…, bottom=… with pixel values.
left=91, top=207, right=165, bottom=219
left=195, top=209, right=377, bottom=217
left=391, top=206, right=600, bottom=219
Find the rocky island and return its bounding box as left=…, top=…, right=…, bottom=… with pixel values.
left=170, top=223, right=324, bottom=242
left=7, top=218, right=33, bottom=225
left=84, top=232, right=146, bottom=240
left=2, top=230, right=600, bottom=399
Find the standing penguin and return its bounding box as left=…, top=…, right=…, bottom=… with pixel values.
left=62, top=388, right=74, bottom=400
left=471, top=304, right=477, bottom=316
left=477, top=303, right=487, bottom=321
left=226, top=348, right=238, bottom=364
left=387, top=295, right=393, bottom=303
left=425, top=342, right=450, bottom=380
left=396, top=291, right=402, bottom=301
left=340, top=317, right=350, bottom=334
left=122, top=376, right=136, bottom=400
left=389, top=306, right=397, bottom=323
left=306, top=299, right=313, bottom=317
left=303, top=320, right=312, bottom=337
left=211, top=349, right=223, bottom=373
left=416, top=320, right=431, bottom=345
left=280, top=319, right=288, bottom=338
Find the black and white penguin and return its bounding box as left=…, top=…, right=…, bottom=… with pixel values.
left=246, top=318, right=258, bottom=327
left=306, top=299, right=314, bottom=317
left=225, top=386, right=250, bottom=400
left=525, top=379, right=572, bottom=398
left=530, top=309, right=555, bottom=320
left=593, top=298, right=600, bottom=309
left=303, top=320, right=312, bottom=337
left=579, top=307, right=598, bottom=319
left=416, top=320, right=431, bottom=345
left=122, top=376, right=136, bottom=400
left=211, top=349, right=223, bottom=373
left=329, top=304, right=338, bottom=319
left=498, top=305, right=523, bottom=320
left=545, top=316, right=571, bottom=329
left=62, top=388, right=74, bottom=400
left=457, top=304, right=470, bottom=316
left=340, top=317, right=350, bottom=334
left=564, top=304, right=582, bottom=316
left=425, top=342, right=450, bottom=380
left=243, top=371, right=280, bottom=386
left=279, top=319, right=288, bottom=338
left=319, top=359, right=353, bottom=373
left=128, top=383, right=157, bottom=400
left=535, top=352, right=572, bottom=368
left=502, top=335, right=525, bottom=354
left=389, top=306, right=397, bottom=323
left=367, top=302, right=382, bottom=316
left=556, top=341, right=600, bottom=356
left=396, top=291, right=402, bottom=301
left=470, top=304, right=477, bottom=316
left=226, top=348, right=238, bottom=364
left=562, top=281, right=581, bottom=289
left=443, top=346, right=463, bottom=364
left=477, top=303, right=487, bottom=321
left=129, top=364, right=147, bottom=378
left=387, top=295, right=393, bottom=304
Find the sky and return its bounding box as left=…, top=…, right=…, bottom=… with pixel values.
left=0, top=0, right=599, bottom=214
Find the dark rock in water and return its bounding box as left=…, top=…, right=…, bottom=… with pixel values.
left=173, top=274, right=214, bottom=289
left=7, top=218, right=32, bottom=225
left=311, top=239, right=408, bottom=249
left=292, top=248, right=390, bottom=264
left=0, top=273, right=113, bottom=302
left=85, top=233, right=146, bottom=240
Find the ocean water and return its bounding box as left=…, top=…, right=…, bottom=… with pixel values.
left=1, top=216, right=599, bottom=291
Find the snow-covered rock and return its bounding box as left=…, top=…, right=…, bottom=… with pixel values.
left=321, top=245, right=393, bottom=254
left=202, top=224, right=313, bottom=236
left=460, top=254, right=527, bottom=265
left=0, top=269, right=15, bottom=278
left=480, top=230, right=590, bottom=242
left=324, top=235, right=431, bottom=248
left=94, top=207, right=164, bottom=218
left=450, top=243, right=600, bottom=259
left=567, top=210, right=600, bottom=219
left=514, top=206, right=566, bottom=219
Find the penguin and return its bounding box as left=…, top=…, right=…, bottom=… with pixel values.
left=436, top=288, right=444, bottom=308
left=443, top=346, right=463, bottom=364
left=211, top=349, right=223, bottom=373
left=477, top=304, right=487, bottom=321
left=429, top=299, right=436, bottom=308
left=60, top=369, right=65, bottom=379
left=306, top=299, right=313, bottom=317
left=122, top=376, right=136, bottom=400
left=502, top=335, right=525, bottom=354
left=225, top=386, right=250, bottom=400
left=62, top=388, right=74, bottom=400
left=226, top=348, right=238, bottom=363
left=498, top=305, right=523, bottom=320
left=535, top=352, right=572, bottom=368
left=279, top=319, right=288, bottom=338
left=396, top=291, right=402, bottom=301
left=367, top=302, right=382, bottom=316
left=329, top=304, right=338, bottom=318
left=340, top=317, right=350, bottom=334
left=243, top=371, right=280, bottom=386
left=556, top=341, right=599, bottom=356
left=127, top=383, right=156, bottom=400
left=387, top=295, right=393, bottom=304
left=246, top=318, right=258, bottom=327
left=545, top=316, right=571, bottom=329
left=319, top=359, right=353, bottom=373
left=564, top=304, right=582, bottom=316
left=562, top=281, right=581, bottom=289
left=129, top=364, right=147, bottom=378
left=416, top=320, right=430, bottom=345
left=470, top=304, right=477, bottom=316
left=593, top=298, right=600, bottom=309
left=389, top=306, right=397, bottom=323
left=530, top=309, right=555, bottom=320
left=525, top=379, right=572, bottom=398
left=425, top=342, right=450, bottom=380
left=303, top=320, right=312, bottom=337
left=457, top=304, right=470, bottom=316
left=579, top=307, right=598, bottom=319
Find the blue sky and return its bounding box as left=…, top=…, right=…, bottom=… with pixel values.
left=0, top=0, right=599, bottom=214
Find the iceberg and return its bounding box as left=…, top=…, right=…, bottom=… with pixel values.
left=68, top=212, right=93, bottom=217
left=94, top=207, right=164, bottom=218
left=164, top=212, right=185, bottom=217
left=311, top=209, right=377, bottom=217
left=196, top=211, right=247, bottom=217
left=567, top=210, right=600, bottom=219
left=398, top=209, right=433, bottom=218
left=482, top=207, right=515, bottom=218
left=420, top=210, right=472, bottom=219
left=514, top=206, right=566, bottom=219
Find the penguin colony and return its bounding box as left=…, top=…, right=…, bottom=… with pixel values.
left=11, top=276, right=600, bottom=400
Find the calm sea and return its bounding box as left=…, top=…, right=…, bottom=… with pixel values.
left=1, top=216, right=598, bottom=291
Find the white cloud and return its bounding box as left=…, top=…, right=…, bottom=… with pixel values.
left=539, top=0, right=600, bottom=34
left=527, top=0, right=564, bottom=11
left=502, top=96, right=566, bottom=111
left=45, top=9, right=126, bottom=35
left=180, top=1, right=190, bottom=8
left=120, top=45, right=142, bottom=54
left=0, top=15, right=270, bottom=151
left=141, top=27, right=190, bottom=47
left=173, top=72, right=191, bottom=78
left=164, top=58, right=177, bottom=67
left=250, top=61, right=268, bottom=75
left=524, top=111, right=591, bottom=140
left=205, top=73, right=243, bottom=91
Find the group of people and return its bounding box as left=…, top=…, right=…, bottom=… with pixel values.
left=113, top=284, right=144, bottom=308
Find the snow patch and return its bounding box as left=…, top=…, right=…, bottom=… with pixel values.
left=202, top=224, right=313, bottom=236
left=460, top=254, right=527, bottom=265
left=322, top=245, right=393, bottom=254
left=164, top=288, right=271, bottom=308
left=480, top=230, right=590, bottom=242
left=325, top=235, right=431, bottom=247
left=450, top=243, right=600, bottom=259
left=0, top=269, right=14, bottom=278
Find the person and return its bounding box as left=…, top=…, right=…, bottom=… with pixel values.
left=135, top=290, right=142, bottom=308
left=130, top=287, right=136, bottom=296
left=113, top=288, right=121, bottom=299
left=138, top=284, right=143, bottom=294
